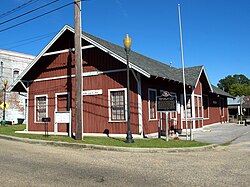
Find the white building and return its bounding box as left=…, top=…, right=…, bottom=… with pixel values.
left=0, top=49, right=35, bottom=124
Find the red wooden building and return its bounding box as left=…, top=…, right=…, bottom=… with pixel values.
left=10, top=25, right=232, bottom=137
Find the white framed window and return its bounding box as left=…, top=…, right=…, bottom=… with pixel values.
left=13, top=69, right=19, bottom=81
left=55, top=92, right=69, bottom=111
left=148, top=88, right=157, bottom=120
left=203, top=95, right=209, bottom=119
left=194, top=95, right=202, bottom=118
left=170, top=92, right=177, bottom=119
left=34, top=95, right=48, bottom=123
left=108, top=88, right=127, bottom=122
left=183, top=95, right=192, bottom=118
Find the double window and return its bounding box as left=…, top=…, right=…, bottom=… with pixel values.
left=35, top=95, right=48, bottom=122
left=109, top=88, right=127, bottom=122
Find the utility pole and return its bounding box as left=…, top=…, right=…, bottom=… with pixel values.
left=74, top=0, right=83, bottom=140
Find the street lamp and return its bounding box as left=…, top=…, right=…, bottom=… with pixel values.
left=123, top=34, right=134, bottom=143
left=2, top=79, right=8, bottom=125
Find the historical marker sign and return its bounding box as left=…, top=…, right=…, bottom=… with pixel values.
left=157, top=92, right=177, bottom=112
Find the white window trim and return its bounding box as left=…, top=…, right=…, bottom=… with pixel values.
left=170, top=93, right=178, bottom=125
left=34, top=94, right=48, bottom=123
left=148, top=88, right=157, bottom=121
left=181, top=94, right=192, bottom=119
left=202, top=94, right=209, bottom=119
left=220, top=98, right=224, bottom=117
left=108, top=88, right=127, bottom=122
left=12, top=68, right=20, bottom=81
left=55, top=92, right=69, bottom=112
left=194, top=94, right=203, bottom=118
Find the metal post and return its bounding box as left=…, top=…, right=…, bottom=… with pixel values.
left=74, top=0, right=83, bottom=140
left=3, top=87, right=6, bottom=122
left=178, top=4, right=190, bottom=140
left=158, top=112, right=162, bottom=138
left=125, top=48, right=134, bottom=143
left=166, top=112, right=169, bottom=141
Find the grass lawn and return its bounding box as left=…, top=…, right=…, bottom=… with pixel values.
left=0, top=124, right=210, bottom=148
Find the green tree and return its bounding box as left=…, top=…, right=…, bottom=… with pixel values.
left=228, top=83, right=250, bottom=96
left=218, top=74, right=250, bottom=96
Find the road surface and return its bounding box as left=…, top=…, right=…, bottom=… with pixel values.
left=0, top=138, right=249, bottom=187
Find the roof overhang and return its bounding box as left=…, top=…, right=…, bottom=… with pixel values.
left=9, top=25, right=151, bottom=92
left=194, top=66, right=213, bottom=92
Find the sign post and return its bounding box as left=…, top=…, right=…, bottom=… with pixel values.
left=157, top=92, right=177, bottom=141
left=42, top=117, right=51, bottom=136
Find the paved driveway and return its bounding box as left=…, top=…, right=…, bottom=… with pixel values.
left=192, top=123, right=250, bottom=145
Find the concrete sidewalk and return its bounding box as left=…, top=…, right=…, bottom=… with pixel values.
left=188, top=123, right=250, bottom=145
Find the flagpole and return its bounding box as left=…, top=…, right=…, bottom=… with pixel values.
left=178, top=4, right=190, bottom=140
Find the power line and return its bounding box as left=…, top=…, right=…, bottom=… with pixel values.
left=2, top=32, right=56, bottom=50
left=0, top=2, right=73, bottom=33
left=0, top=0, right=42, bottom=19
left=0, top=0, right=62, bottom=25
left=1, top=32, right=56, bottom=46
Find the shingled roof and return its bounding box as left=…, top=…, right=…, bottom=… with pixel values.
left=9, top=25, right=231, bottom=97
left=211, top=85, right=234, bottom=98
left=83, top=31, right=181, bottom=81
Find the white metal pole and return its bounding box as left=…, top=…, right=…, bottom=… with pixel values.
left=166, top=112, right=169, bottom=141
left=178, top=4, right=190, bottom=140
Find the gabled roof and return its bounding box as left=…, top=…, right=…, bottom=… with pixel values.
left=9, top=25, right=231, bottom=98
left=175, top=65, right=207, bottom=87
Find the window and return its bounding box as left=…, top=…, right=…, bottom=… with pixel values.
left=194, top=95, right=202, bottom=118
left=203, top=95, right=209, bottom=118
left=184, top=95, right=192, bottom=118
left=35, top=95, right=48, bottom=122
left=220, top=98, right=224, bottom=116
left=148, top=89, right=157, bottom=120
left=109, top=89, right=126, bottom=121
left=13, top=69, right=19, bottom=81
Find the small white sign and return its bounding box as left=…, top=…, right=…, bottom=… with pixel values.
left=83, top=89, right=102, bottom=96
left=55, top=112, right=70, bottom=123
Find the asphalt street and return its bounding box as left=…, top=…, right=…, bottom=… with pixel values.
left=0, top=123, right=249, bottom=187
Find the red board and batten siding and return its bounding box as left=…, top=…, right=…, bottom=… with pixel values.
left=26, top=30, right=230, bottom=135
left=28, top=43, right=139, bottom=134
left=140, top=76, right=187, bottom=134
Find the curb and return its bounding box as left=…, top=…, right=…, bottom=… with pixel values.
left=0, top=134, right=218, bottom=153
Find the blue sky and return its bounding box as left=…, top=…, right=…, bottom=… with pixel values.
left=0, top=0, right=249, bottom=86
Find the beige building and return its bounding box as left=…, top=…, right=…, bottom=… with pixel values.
left=0, top=49, right=35, bottom=124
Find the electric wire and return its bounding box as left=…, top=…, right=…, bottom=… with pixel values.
left=0, top=0, right=62, bottom=25
left=0, top=2, right=73, bottom=33
left=0, top=0, right=42, bottom=19
left=0, top=0, right=85, bottom=33
left=3, top=32, right=56, bottom=50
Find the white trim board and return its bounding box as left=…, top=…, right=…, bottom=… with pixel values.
left=26, top=69, right=126, bottom=83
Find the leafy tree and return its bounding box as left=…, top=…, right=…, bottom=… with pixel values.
left=228, top=83, right=250, bottom=96
left=218, top=74, right=250, bottom=96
